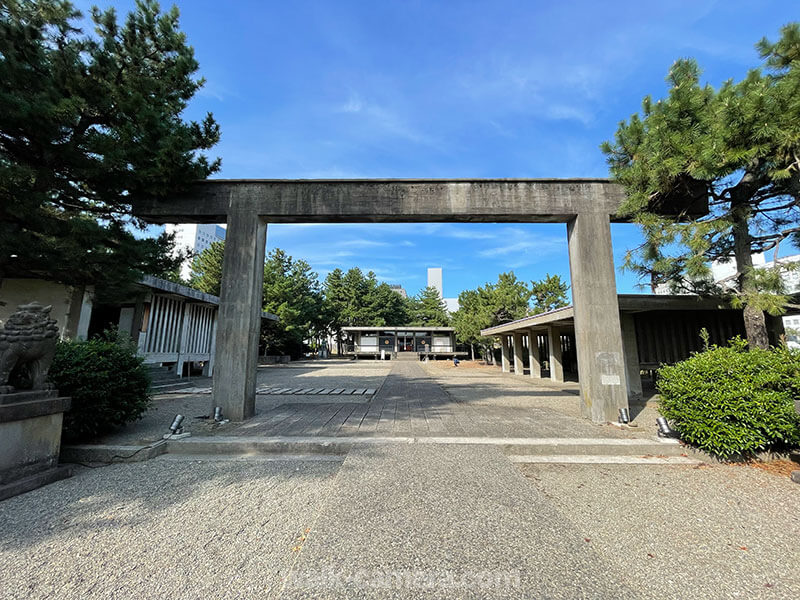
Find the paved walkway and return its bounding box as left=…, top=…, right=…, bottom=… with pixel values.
left=220, top=360, right=643, bottom=440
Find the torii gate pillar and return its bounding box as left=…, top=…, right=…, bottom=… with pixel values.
left=567, top=212, right=628, bottom=422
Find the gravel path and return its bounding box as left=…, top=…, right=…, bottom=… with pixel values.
left=3, top=446, right=798, bottom=598
left=1, top=457, right=342, bottom=599
left=519, top=462, right=800, bottom=599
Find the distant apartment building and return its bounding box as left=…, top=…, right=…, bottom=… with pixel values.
left=389, top=284, right=407, bottom=299
left=165, top=223, right=226, bottom=280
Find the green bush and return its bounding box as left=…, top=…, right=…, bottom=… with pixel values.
left=657, top=337, right=800, bottom=459
left=50, top=333, right=151, bottom=443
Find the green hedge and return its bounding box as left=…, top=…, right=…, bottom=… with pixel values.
left=50, top=333, right=151, bottom=443
left=657, top=337, right=800, bottom=459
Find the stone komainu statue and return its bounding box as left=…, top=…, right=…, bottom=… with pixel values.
left=0, top=302, right=59, bottom=393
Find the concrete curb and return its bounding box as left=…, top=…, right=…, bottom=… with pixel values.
left=164, top=435, right=705, bottom=460
left=61, top=440, right=168, bottom=464
left=0, top=465, right=73, bottom=501
left=57, top=435, right=710, bottom=463
left=508, top=454, right=702, bottom=465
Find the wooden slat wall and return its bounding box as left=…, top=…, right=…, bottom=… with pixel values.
left=634, top=309, right=746, bottom=366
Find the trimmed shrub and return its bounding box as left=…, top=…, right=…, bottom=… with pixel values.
left=657, top=337, right=800, bottom=459
left=50, top=333, right=151, bottom=443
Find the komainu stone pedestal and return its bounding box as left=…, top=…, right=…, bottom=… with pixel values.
left=0, top=390, right=72, bottom=501
left=0, top=303, right=72, bottom=501
left=0, top=390, right=72, bottom=500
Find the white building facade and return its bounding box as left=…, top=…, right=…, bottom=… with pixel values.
left=165, top=223, right=227, bottom=280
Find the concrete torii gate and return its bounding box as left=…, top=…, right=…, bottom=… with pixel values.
left=137, top=178, right=633, bottom=423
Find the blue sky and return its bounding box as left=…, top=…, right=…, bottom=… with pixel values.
left=77, top=0, right=795, bottom=299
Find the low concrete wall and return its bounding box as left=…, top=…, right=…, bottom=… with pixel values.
left=259, top=355, right=290, bottom=365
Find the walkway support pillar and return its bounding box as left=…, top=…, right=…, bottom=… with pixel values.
left=567, top=212, right=628, bottom=422
left=620, top=312, right=642, bottom=400
left=500, top=335, right=510, bottom=373
left=212, top=210, right=267, bottom=421
left=527, top=329, right=541, bottom=378
left=547, top=326, right=564, bottom=382
left=512, top=332, right=525, bottom=375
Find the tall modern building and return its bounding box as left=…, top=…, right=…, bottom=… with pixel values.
left=427, top=268, right=443, bottom=296
left=165, top=223, right=226, bottom=280
left=427, top=267, right=459, bottom=312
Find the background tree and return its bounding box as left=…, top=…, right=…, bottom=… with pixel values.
left=530, top=273, right=570, bottom=314
left=341, top=267, right=373, bottom=326
left=261, top=249, right=324, bottom=358
left=411, top=286, right=450, bottom=326
left=450, top=289, right=493, bottom=361
left=323, top=267, right=413, bottom=352
left=451, top=272, right=566, bottom=361
left=0, top=0, right=220, bottom=297
left=323, top=268, right=348, bottom=353
left=368, top=282, right=411, bottom=326
left=482, top=272, right=532, bottom=325
left=601, top=23, right=800, bottom=348
left=189, top=241, right=224, bottom=296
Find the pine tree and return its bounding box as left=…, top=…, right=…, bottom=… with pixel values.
left=411, top=286, right=450, bottom=327
left=601, top=23, right=800, bottom=349
left=189, top=241, right=225, bottom=296
left=261, top=249, right=324, bottom=357
left=530, top=274, right=569, bottom=314
left=484, top=272, right=532, bottom=325
left=451, top=272, right=569, bottom=361
left=369, top=282, right=411, bottom=326
left=323, top=268, right=348, bottom=353
left=450, top=289, right=494, bottom=361
left=0, top=0, right=220, bottom=296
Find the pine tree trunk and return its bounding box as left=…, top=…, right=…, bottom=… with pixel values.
left=743, top=305, right=769, bottom=349
left=732, top=190, right=769, bottom=349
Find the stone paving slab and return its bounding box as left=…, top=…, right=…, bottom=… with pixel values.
left=165, top=387, right=380, bottom=396
left=219, top=360, right=653, bottom=441
left=100, top=359, right=659, bottom=447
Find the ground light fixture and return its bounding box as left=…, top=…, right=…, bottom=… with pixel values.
left=656, top=417, right=675, bottom=437
left=169, top=414, right=185, bottom=434
left=618, top=408, right=630, bottom=424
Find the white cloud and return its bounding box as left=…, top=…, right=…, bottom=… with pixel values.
left=340, top=92, right=364, bottom=113
left=339, top=239, right=390, bottom=248
left=545, top=104, right=595, bottom=126
left=476, top=227, right=565, bottom=265
left=445, top=229, right=498, bottom=240
left=333, top=91, right=436, bottom=146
